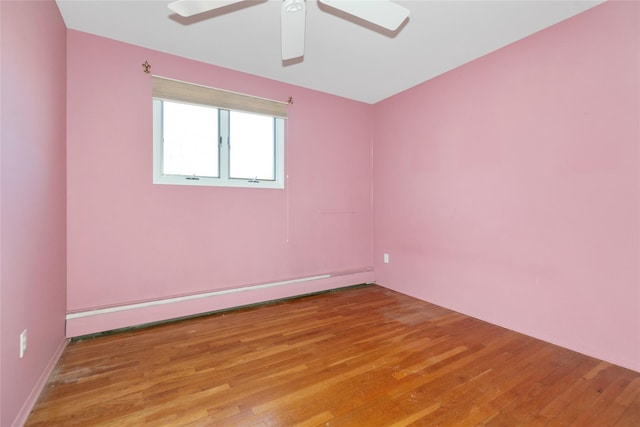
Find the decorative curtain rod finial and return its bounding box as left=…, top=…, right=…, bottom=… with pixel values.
left=142, top=60, right=151, bottom=74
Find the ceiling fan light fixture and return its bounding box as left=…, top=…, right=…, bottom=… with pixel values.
left=167, top=0, right=409, bottom=62
left=283, top=0, right=305, bottom=13
left=281, top=0, right=306, bottom=60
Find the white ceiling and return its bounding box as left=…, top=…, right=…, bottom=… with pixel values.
left=55, top=0, right=604, bottom=104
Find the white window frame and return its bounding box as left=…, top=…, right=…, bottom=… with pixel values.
left=151, top=76, right=287, bottom=190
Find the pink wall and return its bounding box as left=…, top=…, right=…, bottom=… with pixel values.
left=0, top=1, right=68, bottom=425
left=66, top=31, right=374, bottom=335
left=373, top=1, right=639, bottom=372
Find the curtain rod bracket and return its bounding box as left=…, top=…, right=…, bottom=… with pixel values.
left=287, top=96, right=294, bottom=105
left=142, top=60, right=151, bottom=74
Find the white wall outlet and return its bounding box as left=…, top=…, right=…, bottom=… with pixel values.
left=20, top=329, right=27, bottom=358
left=383, top=253, right=390, bottom=264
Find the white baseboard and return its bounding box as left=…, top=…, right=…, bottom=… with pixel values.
left=66, top=270, right=375, bottom=338
left=13, top=337, right=68, bottom=427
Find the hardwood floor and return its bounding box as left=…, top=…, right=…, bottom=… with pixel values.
left=27, top=284, right=640, bottom=426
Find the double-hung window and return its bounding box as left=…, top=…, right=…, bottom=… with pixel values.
left=152, top=76, right=287, bottom=189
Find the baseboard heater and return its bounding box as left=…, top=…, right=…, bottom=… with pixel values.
left=67, top=269, right=373, bottom=321
left=66, top=270, right=375, bottom=337
left=67, top=274, right=329, bottom=320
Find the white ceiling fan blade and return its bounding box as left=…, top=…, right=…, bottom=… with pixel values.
left=281, top=0, right=306, bottom=60
left=318, top=0, right=409, bottom=31
left=168, top=0, right=246, bottom=17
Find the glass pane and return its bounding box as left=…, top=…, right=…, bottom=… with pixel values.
left=162, top=101, right=218, bottom=177
left=229, top=111, right=275, bottom=180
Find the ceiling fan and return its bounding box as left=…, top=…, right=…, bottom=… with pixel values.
left=167, top=0, right=410, bottom=60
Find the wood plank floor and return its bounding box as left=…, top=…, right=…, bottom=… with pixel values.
left=27, top=284, right=640, bottom=426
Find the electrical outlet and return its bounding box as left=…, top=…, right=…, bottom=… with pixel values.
left=383, top=253, right=390, bottom=264
left=20, top=329, right=27, bottom=358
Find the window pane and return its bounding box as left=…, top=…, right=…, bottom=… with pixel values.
left=162, top=101, right=218, bottom=177
left=229, top=111, right=275, bottom=180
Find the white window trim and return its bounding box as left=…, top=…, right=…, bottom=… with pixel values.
left=152, top=99, right=285, bottom=189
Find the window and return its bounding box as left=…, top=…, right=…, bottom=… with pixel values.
left=152, top=77, right=287, bottom=189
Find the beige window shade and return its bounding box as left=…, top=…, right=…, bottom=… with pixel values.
left=152, top=76, right=288, bottom=119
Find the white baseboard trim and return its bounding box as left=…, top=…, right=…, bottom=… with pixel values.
left=13, top=337, right=68, bottom=427
left=66, top=270, right=375, bottom=338
left=67, top=274, right=331, bottom=320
